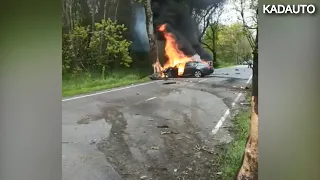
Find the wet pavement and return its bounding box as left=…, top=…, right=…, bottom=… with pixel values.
left=62, top=65, right=252, bottom=180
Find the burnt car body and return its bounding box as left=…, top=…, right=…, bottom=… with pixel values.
left=163, top=61, right=214, bottom=78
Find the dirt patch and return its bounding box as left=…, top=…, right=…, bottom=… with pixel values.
left=90, top=80, right=244, bottom=180
left=77, top=117, right=90, bottom=124
left=96, top=106, right=149, bottom=179
left=95, top=103, right=222, bottom=180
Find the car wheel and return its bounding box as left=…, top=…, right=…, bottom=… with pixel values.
left=194, top=70, right=202, bottom=78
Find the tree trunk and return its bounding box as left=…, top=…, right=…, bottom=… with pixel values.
left=236, top=27, right=258, bottom=180
left=114, top=0, right=119, bottom=21
left=210, top=23, right=218, bottom=67
left=145, top=0, right=157, bottom=67
left=103, top=0, right=108, bottom=20
left=91, top=13, right=95, bottom=31
left=212, top=28, right=217, bottom=65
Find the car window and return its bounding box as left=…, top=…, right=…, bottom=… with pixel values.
left=198, top=62, right=206, bottom=66
left=186, top=62, right=194, bottom=67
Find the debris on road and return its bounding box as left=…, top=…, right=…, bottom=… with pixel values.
left=90, top=139, right=97, bottom=145
left=232, top=86, right=246, bottom=89
left=195, top=152, right=201, bottom=159
left=150, top=146, right=160, bottom=150
left=193, top=144, right=214, bottom=154
left=140, top=175, right=148, bottom=179
left=176, top=135, right=191, bottom=140
left=149, top=73, right=163, bottom=80
left=235, top=68, right=239, bottom=71
left=161, top=131, right=179, bottom=135
left=163, top=81, right=176, bottom=85
left=136, top=92, right=139, bottom=95
left=157, top=125, right=169, bottom=128
left=173, top=165, right=180, bottom=173
left=149, top=73, right=169, bottom=80
left=236, top=72, right=240, bottom=74
left=221, top=126, right=232, bottom=129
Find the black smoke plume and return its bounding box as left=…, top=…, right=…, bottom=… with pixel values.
left=151, top=0, right=225, bottom=61
left=160, top=23, right=197, bottom=57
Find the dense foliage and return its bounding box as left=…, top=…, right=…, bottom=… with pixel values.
left=62, top=19, right=132, bottom=77
left=202, top=23, right=252, bottom=67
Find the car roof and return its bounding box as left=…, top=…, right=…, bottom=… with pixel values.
left=174, top=61, right=203, bottom=66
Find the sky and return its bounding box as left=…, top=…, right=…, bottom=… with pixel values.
left=219, top=0, right=240, bottom=25
left=217, top=0, right=257, bottom=37
left=218, top=0, right=256, bottom=26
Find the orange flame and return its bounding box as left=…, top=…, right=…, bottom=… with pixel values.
left=158, top=24, right=191, bottom=76
left=152, top=24, right=212, bottom=78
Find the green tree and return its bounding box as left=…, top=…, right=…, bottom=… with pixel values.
left=202, top=23, right=251, bottom=67
left=62, top=19, right=132, bottom=77
left=88, top=19, right=132, bottom=70
left=200, top=5, right=223, bottom=66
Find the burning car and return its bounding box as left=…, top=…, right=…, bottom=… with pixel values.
left=151, top=24, right=214, bottom=79
left=163, top=60, right=214, bottom=78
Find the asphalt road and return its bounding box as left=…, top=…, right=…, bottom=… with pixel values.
left=62, top=65, right=252, bottom=180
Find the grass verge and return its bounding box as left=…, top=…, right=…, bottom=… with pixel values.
left=213, top=92, right=251, bottom=179
left=63, top=69, right=151, bottom=97
left=216, top=62, right=237, bottom=69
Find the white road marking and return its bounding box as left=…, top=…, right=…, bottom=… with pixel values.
left=246, top=75, right=253, bottom=84
left=211, top=75, right=253, bottom=135
left=134, top=97, right=157, bottom=105
left=62, top=65, right=247, bottom=102
left=231, top=93, right=243, bottom=107
left=62, top=81, right=162, bottom=102
left=212, top=109, right=230, bottom=134
left=198, top=78, right=207, bottom=82
left=145, top=97, right=157, bottom=101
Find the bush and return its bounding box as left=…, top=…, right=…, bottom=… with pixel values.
left=62, top=19, right=132, bottom=77
left=62, top=25, right=89, bottom=76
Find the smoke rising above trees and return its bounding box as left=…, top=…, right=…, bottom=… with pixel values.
left=150, top=0, right=226, bottom=62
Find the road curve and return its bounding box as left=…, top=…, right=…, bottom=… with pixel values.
left=62, top=65, right=252, bottom=180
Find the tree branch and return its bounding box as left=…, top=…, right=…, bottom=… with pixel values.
left=233, top=0, right=257, bottom=51
left=201, top=41, right=214, bottom=52
left=199, top=18, right=211, bottom=40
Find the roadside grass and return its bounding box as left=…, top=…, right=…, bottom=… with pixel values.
left=62, top=68, right=151, bottom=97
left=216, top=62, right=237, bottom=69
left=213, top=91, right=251, bottom=179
